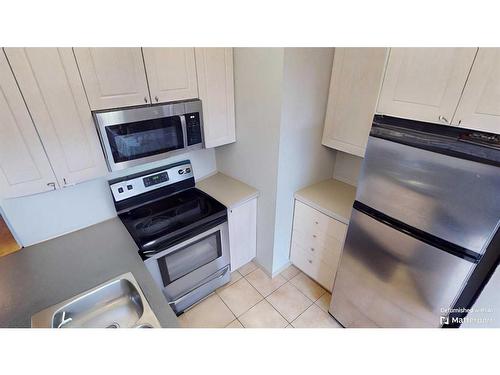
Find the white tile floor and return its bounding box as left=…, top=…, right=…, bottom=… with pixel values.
left=178, top=261, right=343, bottom=328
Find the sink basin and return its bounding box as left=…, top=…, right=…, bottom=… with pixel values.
left=31, top=272, right=161, bottom=328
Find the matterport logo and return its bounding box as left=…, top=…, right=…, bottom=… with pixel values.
left=440, top=307, right=495, bottom=326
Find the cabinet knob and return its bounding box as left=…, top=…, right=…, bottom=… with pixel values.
left=312, top=234, right=317, bottom=238
left=144, top=97, right=148, bottom=103
left=311, top=247, right=315, bottom=252
left=155, top=96, right=159, bottom=102
left=438, top=115, right=449, bottom=124
left=314, top=221, right=319, bottom=225
left=308, top=259, right=312, bottom=264
left=47, top=182, right=56, bottom=190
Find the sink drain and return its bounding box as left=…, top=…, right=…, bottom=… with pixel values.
left=106, top=322, right=120, bottom=328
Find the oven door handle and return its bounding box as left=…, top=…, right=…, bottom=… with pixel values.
left=167, top=265, right=230, bottom=307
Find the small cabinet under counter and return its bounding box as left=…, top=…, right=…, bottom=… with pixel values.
left=196, top=172, right=259, bottom=272
left=290, top=179, right=356, bottom=292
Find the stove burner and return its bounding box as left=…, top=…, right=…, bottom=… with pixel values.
left=133, top=199, right=204, bottom=238
left=136, top=216, right=173, bottom=236
left=118, top=186, right=227, bottom=254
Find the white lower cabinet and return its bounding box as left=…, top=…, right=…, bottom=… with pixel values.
left=228, top=197, right=257, bottom=271
left=290, top=200, right=347, bottom=291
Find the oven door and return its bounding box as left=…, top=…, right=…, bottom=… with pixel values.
left=144, top=222, right=230, bottom=314
left=102, top=114, right=185, bottom=171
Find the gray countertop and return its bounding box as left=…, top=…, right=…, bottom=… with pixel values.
left=0, top=218, right=179, bottom=328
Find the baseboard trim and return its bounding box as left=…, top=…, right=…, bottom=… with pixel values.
left=271, top=260, right=292, bottom=278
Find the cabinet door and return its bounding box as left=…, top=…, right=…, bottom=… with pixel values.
left=195, top=48, right=236, bottom=148
left=74, top=48, right=149, bottom=110
left=228, top=198, right=257, bottom=271
left=377, top=48, right=477, bottom=125
left=322, top=48, right=388, bottom=157
left=5, top=48, right=108, bottom=187
left=143, top=48, right=198, bottom=103
left=0, top=51, right=57, bottom=198
left=452, top=48, right=500, bottom=134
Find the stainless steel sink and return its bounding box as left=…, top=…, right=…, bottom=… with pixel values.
left=31, top=272, right=161, bottom=328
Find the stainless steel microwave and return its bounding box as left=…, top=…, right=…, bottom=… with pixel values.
left=93, top=100, right=204, bottom=171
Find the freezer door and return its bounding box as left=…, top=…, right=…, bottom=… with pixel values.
left=356, top=136, right=500, bottom=254
left=329, top=209, right=475, bottom=328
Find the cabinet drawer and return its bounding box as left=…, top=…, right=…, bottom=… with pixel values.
left=294, top=201, right=347, bottom=241
left=291, top=242, right=335, bottom=292
left=291, top=230, right=342, bottom=267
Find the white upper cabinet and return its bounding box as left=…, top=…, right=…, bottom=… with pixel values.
left=143, top=48, right=198, bottom=103
left=195, top=48, right=236, bottom=148
left=5, top=48, right=107, bottom=187
left=322, top=48, right=388, bottom=157
left=74, top=48, right=150, bottom=110
left=452, top=48, right=500, bottom=134
left=0, top=51, right=57, bottom=198
left=377, top=48, right=477, bottom=125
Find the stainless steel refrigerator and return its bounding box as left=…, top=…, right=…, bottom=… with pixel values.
left=329, top=115, right=500, bottom=328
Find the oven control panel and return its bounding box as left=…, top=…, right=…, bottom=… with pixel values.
left=109, top=161, right=194, bottom=202
left=143, top=171, right=169, bottom=187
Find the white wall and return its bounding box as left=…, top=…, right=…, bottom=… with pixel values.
left=216, top=48, right=336, bottom=275
left=272, top=48, right=336, bottom=273
left=1, top=148, right=216, bottom=246
left=333, top=151, right=363, bottom=187
left=216, top=48, right=285, bottom=274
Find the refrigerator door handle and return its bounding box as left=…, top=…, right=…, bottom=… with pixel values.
left=330, top=207, right=476, bottom=327
left=353, top=201, right=481, bottom=264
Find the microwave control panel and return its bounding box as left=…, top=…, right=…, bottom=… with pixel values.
left=185, top=112, right=203, bottom=146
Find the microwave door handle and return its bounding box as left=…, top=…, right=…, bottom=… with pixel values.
left=180, top=114, right=188, bottom=148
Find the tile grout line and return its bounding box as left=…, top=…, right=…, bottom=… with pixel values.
left=216, top=268, right=246, bottom=326
left=266, top=287, right=297, bottom=326
left=288, top=273, right=327, bottom=304
left=235, top=263, right=326, bottom=327
left=242, top=269, right=293, bottom=327
left=244, top=267, right=288, bottom=298
left=218, top=276, right=266, bottom=326
left=263, top=280, right=312, bottom=325
left=245, top=267, right=319, bottom=324
left=226, top=317, right=244, bottom=328
left=290, top=303, right=314, bottom=328
left=215, top=289, right=238, bottom=323
left=292, top=303, right=341, bottom=328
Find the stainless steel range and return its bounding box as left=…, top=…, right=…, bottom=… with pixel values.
left=109, top=160, right=230, bottom=315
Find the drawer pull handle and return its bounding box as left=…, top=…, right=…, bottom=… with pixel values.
left=308, top=259, right=312, bottom=264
